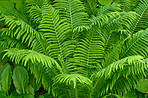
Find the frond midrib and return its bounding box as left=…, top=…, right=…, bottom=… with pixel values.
left=131, top=5, right=148, bottom=33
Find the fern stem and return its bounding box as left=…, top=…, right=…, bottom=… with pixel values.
left=90, top=78, right=101, bottom=97
left=74, top=86, right=78, bottom=98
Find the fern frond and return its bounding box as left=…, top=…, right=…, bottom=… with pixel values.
left=3, top=48, right=60, bottom=69
left=54, top=0, right=89, bottom=32
left=90, top=55, right=145, bottom=97
left=0, top=3, right=46, bottom=53
left=95, top=55, right=144, bottom=78
left=129, top=0, right=148, bottom=33
left=114, top=0, right=131, bottom=11
left=121, top=29, right=148, bottom=58
left=39, top=2, right=71, bottom=58
left=27, top=62, right=44, bottom=83
left=74, top=27, right=104, bottom=76
left=38, top=2, right=74, bottom=73
left=90, top=3, right=121, bottom=26
left=90, top=3, right=120, bottom=27
left=0, top=28, right=45, bottom=53
left=102, top=12, right=137, bottom=31
left=97, top=3, right=121, bottom=15
left=92, top=57, right=148, bottom=96
left=0, top=28, right=27, bottom=49
left=27, top=5, right=42, bottom=24
left=54, top=74, right=92, bottom=88
left=103, top=41, right=123, bottom=67
left=81, top=0, right=98, bottom=16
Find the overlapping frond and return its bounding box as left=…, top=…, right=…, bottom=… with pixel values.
left=3, top=48, right=59, bottom=68
left=90, top=3, right=121, bottom=27
left=129, top=0, right=148, bottom=33
left=74, top=27, right=104, bottom=76
left=54, top=74, right=92, bottom=88
left=95, top=55, right=144, bottom=78
left=39, top=2, right=72, bottom=59
left=97, top=3, right=121, bottom=15
left=90, top=55, right=145, bottom=97
left=0, top=28, right=27, bottom=49
left=54, top=0, right=89, bottom=32
left=102, top=12, right=137, bottom=31
left=38, top=2, right=75, bottom=74
left=27, top=5, right=42, bottom=24
left=103, top=41, right=123, bottom=67
left=0, top=28, right=45, bottom=53
left=114, top=0, right=131, bottom=11
left=121, top=29, right=148, bottom=58
left=0, top=2, right=46, bottom=53
left=81, top=0, right=98, bottom=16
left=90, top=9, right=136, bottom=30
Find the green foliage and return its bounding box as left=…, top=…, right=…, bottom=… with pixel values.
left=129, top=0, right=148, bottom=33
left=54, top=74, right=92, bottom=88
left=54, top=0, right=89, bottom=32
left=12, top=66, right=29, bottom=94
left=0, top=0, right=147, bottom=98
left=98, top=0, right=113, bottom=5
left=1, top=64, right=11, bottom=94
left=136, top=79, right=148, bottom=93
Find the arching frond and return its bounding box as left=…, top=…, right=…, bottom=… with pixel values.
left=27, top=5, right=42, bottom=24
left=90, top=3, right=121, bottom=27
left=0, top=28, right=45, bottom=53
left=38, top=2, right=74, bottom=73
left=95, top=55, right=144, bottom=79
left=74, top=27, right=104, bottom=76
left=91, top=57, right=148, bottom=97
left=3, top=48, right=60, bottom=69
left=102, top=12, right=137, bottom=31
left=54, top=0, right=89, bottom=32
left=103, top=41, right=123, bottom=67
left=90, top=55, right=145, bottom=97
left=0, top=28, right=27, bottom=49
left=90, top=11, right=137, bottom=30
left=39, top=2, right=71, bottom=59
left=54, top=74, right=92, bottom=88
left=81, top=0, right=98, bottom=16
left=114, top=0, right=131, bottom=11
left=97, top=3, right=121, bottom=15
left=0, top=2, right=46, bottom=53
left=121, top=29, right=148, bottom=58
left=129, top=0, right=148, bottom=33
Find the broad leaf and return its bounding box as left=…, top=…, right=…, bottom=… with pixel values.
left=98, top=0, right=113, bottom=5
left=13, top=66, right=29, bottom=94
left=1, top=63, right=12, bottom=94
left=136, top=79, right=148, bottom=93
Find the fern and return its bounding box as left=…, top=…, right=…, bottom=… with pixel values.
left=121, top=29, right=148, bottom=58
left=3, top=48, right=60, bottom=69
left=74, top=27, right=104, bottom=76
left=0, top=0, right=147, bottom=97
left=54, top=74, right=92, bottom=88
left=129, top=0, right=148, bottom=33
left=54, top=0, right=89, bottom=32
left=81, top=0, right=98, bottom=16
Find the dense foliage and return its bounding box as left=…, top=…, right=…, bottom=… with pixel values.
left=0, top=0, right=148, bottom=97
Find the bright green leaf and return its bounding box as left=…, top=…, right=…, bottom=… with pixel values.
left=98, top=0, right=113, bottom=5
left=1, top=63, right=12, bottom=94
left=13, top=66, right=29, bottom=95
left=136, top=79, right=148, bottom=93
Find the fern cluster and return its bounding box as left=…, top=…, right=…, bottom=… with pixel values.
left=0, top=0, right=148, bottom=98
